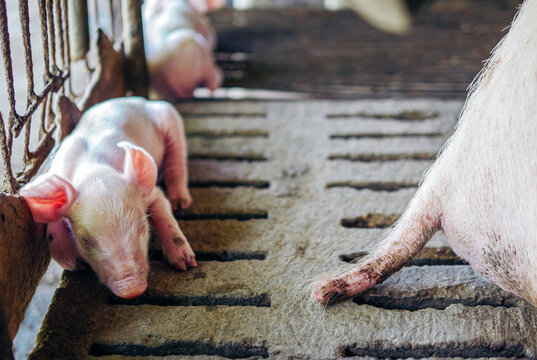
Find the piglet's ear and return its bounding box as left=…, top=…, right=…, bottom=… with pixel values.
left=118, top=141, right=157, bottom=196
left=20, top=174, right=78, bottom=223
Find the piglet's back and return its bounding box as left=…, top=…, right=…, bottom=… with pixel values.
left=51, top=97, right=166, bottom=180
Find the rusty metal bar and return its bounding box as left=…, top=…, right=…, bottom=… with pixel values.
left=38, top=0, right=51, bottom=80
left=67, top=0, right=88, bottom=61
left=0, top=112, right=15, bottom=193
left=114, top=0, right=123, bottom=40
left=46, top=0, right=58, bottom=74
left=108, top=0, right=115, bottom=39
left=18, top=0, right=36, bottom=106
left=19, top=0, right=36, bottom=165
left=122, top=0, right=147, bottom=96
left=55, top=0, right=65, bottom=70
left=23, top=116, right=31, bottom=164
left=0, top=0, right=17, bottom=149
left=61, top=0, right=71, bottom=96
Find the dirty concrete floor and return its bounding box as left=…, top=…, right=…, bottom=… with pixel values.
left=28, top=99, right=537, bottom=359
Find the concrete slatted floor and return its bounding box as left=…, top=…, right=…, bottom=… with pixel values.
left=29, top=99, right=537, bottom=359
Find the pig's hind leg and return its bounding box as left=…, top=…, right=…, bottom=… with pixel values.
left=148, top=187, right=197, bottom=271
left=313, top=185, right=441, bottom=305
left=149, top=101, right=192, bottom=210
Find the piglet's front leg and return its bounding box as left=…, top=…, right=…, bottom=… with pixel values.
left=148, top=187, right=197, bottom=271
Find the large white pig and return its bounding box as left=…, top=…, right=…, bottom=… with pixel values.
left=143, top=0, right=223, bottom=99
left=313, top=0, right=537, bottom=306
left=21, top=97, right=196, bottom=299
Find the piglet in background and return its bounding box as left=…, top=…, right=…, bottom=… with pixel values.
left=20, top=97, right=196, bottom=299
left=314, top=0, right=537, bottom=307
left=143, top=0, right=223, bottom=99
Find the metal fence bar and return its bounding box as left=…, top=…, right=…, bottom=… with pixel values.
left=46, top=0, right=57, bottom=74
left=122, top=0, right=147, bottom=96
left=19, top=0, right=35, bottom=106
left=0, top=0, right=17, bottom=192
left=38, top=0, right=51, bottom=80
left=61, top=0, right=71, bottom=95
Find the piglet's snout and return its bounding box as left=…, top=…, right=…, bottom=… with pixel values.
left=110, top=276, right=147, bottom=299
left=104, top=261, right=149, bottom=299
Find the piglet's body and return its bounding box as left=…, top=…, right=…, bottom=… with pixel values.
left=21, top=97, right=196, bottom=299
left=314, top=0, right=537, bottom=307
left=143, top=0, right=223, bottom=99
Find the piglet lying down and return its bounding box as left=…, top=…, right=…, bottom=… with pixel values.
left=143, top=0, right=223, bottom=99
left=21, top=97, right=196, bottom=299
left=314, top=0, right=537, bottom=306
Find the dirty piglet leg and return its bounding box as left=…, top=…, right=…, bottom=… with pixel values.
left=154, top=102, right=192, bottom=210
left=148, top=188, right=197, bottom=271
left=313, top=186, right=441, bottom=305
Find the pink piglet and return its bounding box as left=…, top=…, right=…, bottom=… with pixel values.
left=21, top=97, right=196, bottom=299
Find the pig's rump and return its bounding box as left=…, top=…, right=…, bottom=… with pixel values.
left=146, top=30, right=219, bottom=98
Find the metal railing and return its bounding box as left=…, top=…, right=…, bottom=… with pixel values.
left=0, top=0, right=70, bottom=193
left=0, top=0, right=145, bottom=194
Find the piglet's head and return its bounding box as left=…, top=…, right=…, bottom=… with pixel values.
left=20, top=141, right=158, bottom=299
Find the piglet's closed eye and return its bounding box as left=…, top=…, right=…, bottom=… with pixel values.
left=20, top=174, right=78, bottom=223
left=118, top=141, right=158, bottom=196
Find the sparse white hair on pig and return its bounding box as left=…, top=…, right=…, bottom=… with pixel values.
left=313, top=0, right=537, bottom=307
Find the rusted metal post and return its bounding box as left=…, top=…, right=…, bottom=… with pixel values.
left=121, top=0, right=147, bottom=97
left=67, top=0, right=89, bottom=61
left=0, top=195, right=49, bottom=347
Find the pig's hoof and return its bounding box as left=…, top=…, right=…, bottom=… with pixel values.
left=313, top=279, right=349, bottom=305
left=179, top=195, right=192, bottom=209
left=172, top=194, right=192, bottom=210
left=168, top=254, right=197, bottom=271
left=164, top=237, right=197, bottom=271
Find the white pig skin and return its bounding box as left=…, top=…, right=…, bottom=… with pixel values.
left=143, top=0, right=223, bottom=99
left=20, top=97, right=196, bottom=299
left=314, top=0, right=537, bottom=306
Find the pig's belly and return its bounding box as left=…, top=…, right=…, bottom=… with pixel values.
left=440, top=192, right=536, bottom=300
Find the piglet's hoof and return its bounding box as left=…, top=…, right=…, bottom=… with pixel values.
left=164, top=236, right=198, bottom=271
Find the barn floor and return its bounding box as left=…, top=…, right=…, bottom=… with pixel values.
left=28, top=98, right=537, bottom=359
left=19, top=0, right=537, bottom=359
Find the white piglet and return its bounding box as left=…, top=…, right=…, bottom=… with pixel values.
left=21, top=97, right=196, bottom=299
left=314, top=0, right=537, bottom=307
left=143, top=0, right=223, bottom=99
